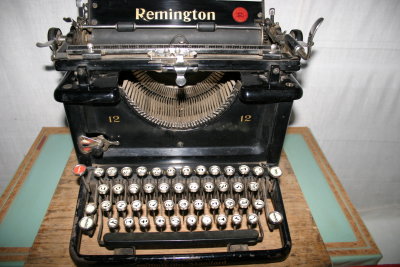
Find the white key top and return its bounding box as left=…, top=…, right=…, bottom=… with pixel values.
left=173, top=182, right=184, bottom=194
left=193, top=199, right=204, bottom=211
left=116, top=200, right=127, bottom=212
left=181, top=166, right=192, bottom=176
left=93, top=167, right=105, bottom=178
left=85, top=202, right=97, bottom=215
left=239, top=198, right=250, bottom=209
left=98, top=184, right=109, bottom=195
left=238, top=165, right=250, bottom=175
left=178, top=199, right=189, bottom=211
left=252, top=166, right=264, bottom=176
left=209, top=165, right=221, bottom=176
left=164, top=200, right=174, bottom=211
left=151, top=167, right=163, bottom=177
left=233, top=182, right=244, bottom=193
left=269, top=166, right=283, bottom=178
left=218, top=181, right=229, bottom=193
left=232, top=214, right=242, bottom=225
left=209, top=198, right=220, bottom=210
left=224, top=198, right=235, bottom=210
left=128, top=183, right=140, bottom=194
left=217, top=214, right=228, bottom=226
left=121, top=167, right=133, bottom=177
left=170, top=216, right=181, bottom=228
left=124, top=217, right=135, bottom=229
left=155, top=216, right=166, bottom=228
left=224, top=166, right=235, bottom=176
left=112, top=183, right=124, bottom=195
left=188, top=182, right=199, bottom=193
left=79, top=216, right=94, bottom=231
left=248, top=181, right=259, bottom=192
left=108, top=218, right=119, bottom=229
left=147, top=199, right=158, bottom=211
left=143, top=183, right=155, bottom=194
left=253, top=199, right=265, bottom=210
left=247, top=213, right=259, bottom=225
left=186, top=215, right=197, bottom=227
left=201, top=215, right=212, bottom=227
left=106, top=167, right=118, bottom=177
left=195, top=165, right=207, bottom=176
left=158, top=182, right=170, bottom=194
left=203, top=181, right=214, bottom=193
left=136, top=166, right=147, bottom=177
left=100, top=200, right=112, bottom=212
left=131, top=200, right=142, bottom=212
left=139, top=216, right=150, bottom=228
left=166, top=167, right=176, bottom=177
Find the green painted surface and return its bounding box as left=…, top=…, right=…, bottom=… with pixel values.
left=331, top=254, right=382, bottom=266
left=283, top=134, right=357, bottom=243
left=0, top=134, right=72, bottom=247
left=0, top=262, right=25, bottom=267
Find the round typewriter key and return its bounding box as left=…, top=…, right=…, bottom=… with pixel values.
left=131, top=200, right=142, bottom=212
left=224, top=166, right=235, bottom=176
left=233, top=182, right=244, bottom=193
left=209, top=199, right=220, bottom=210
left=201, top=215, right=212, bottom=227
left=164, top=200, right=174, bottom=211
left=238, top=165, right=250, bottom=175
left=112, top=183, right=124, bottom=195
left=166, top=167, right=176, bottom=177
left=139, top=216, right=150, bottom=228
left=217, top=214, right=228, bottom=226
left=79, top=216, right=94, bottom=231
left=195, top=165, right=207, bottom=176
left=143, top=183, right=155, bottom=194
left=158, top=182, right=170, bottom=194
left=155, top=216, right=166, bottom=228
left=151, top=167, right=162, bottom=177
left=253, top=199, right=265, bottom=210
left=124, top=217, right=135, bottom=229
left=98, top=184, right=109, bottom=195
left=248, top=181, right=259, bottom=192
left=224, top=198, right=235, bottom=210
left=147, top=199, right=158, bottom=211
left=181, top=166, right=192, bottom=176
left=73, top=164, right=87, bottom=176
left=268, top=211, right=283, bottom=225
left=248, top=213, right=259, bottom=225
left=209, top=165, right=221, bottom=176
left=85, top=202, right=97, bottom=215
left=232, top=214, right=242, bottom=226
left=170, top=216, right=181, bottom=228
left=186, top=215, right=197, bottom=228
left=188, top=182, right=199, bottom=193
left=203, top=181, right=214, bottom=193
left=128, top=183, right=140, bottom=194
left=93, top=167, right=105, bottom=178
left=121, top=167, right=133, bottom=178
left=178, top=199, right=189, bottom=211
left=239, top=198, right=250, bottom=209
left=269, top=166, right=283, bottom=178
left=136, top=166, right=147, bottom=177
left=173, top=182, right=184, bottom=194
left=106, top=167, right=118, bottom=177
left=193, top=199, right=204, bottom=211
left=108, top=218, right=119, bottom=230
left=100, top=200, right=112, bottom=212
left=116, top=200, right=127, bottom=212
left=252, top=166, right=264, bottom=176
left=218, top=181, right=229, bottom=193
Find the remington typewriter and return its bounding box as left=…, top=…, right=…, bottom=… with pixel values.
left=38, top=0, right=322, bottom=265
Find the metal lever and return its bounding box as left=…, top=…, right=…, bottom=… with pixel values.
left=306, top=17, right=324, bottom=59
left=78, top=135, right=120, bottom=155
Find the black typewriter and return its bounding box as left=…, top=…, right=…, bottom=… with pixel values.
left=38, top=0, right=322, bottom=265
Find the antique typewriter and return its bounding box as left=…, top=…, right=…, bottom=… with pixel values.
left=38, top=0, right=322, bottom=265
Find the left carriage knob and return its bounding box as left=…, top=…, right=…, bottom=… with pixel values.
left=73, top=164, right=87, bottom=176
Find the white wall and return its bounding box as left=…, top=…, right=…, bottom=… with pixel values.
left=0, top=0, right=399, bottom=263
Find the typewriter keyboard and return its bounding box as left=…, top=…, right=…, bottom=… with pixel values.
left=75, top=164, right=285, bottom=250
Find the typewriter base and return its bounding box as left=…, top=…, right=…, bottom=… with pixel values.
left=70, top=177, right=291, bottom=266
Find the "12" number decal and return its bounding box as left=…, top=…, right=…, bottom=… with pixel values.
left=240, top=115, right=252, bottom=122
left=108, top=115, right=120, bottom=123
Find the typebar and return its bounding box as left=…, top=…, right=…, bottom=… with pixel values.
left=103, top=229, right=259, bottom=249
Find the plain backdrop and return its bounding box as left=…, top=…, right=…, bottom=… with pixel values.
left=0, top=0, right=399, bottom=263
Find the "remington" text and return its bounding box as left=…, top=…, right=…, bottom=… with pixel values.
left=135, top=8, right=216, bottom=22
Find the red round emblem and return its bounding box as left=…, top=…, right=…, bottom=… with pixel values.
left=232, top=7, right=249, bottom=23
left=73, top=164, right=87, bottom=176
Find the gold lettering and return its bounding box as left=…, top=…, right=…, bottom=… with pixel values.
left=135, top=8, right=146, bottom=21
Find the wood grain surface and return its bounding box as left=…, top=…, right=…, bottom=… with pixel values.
left=25, top=136, right=331, bottom=266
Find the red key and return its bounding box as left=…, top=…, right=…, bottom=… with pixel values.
left=73, top=164, right=87, bottom=176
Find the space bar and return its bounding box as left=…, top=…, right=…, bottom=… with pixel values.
left=103, top=229, right=259, bottom=249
